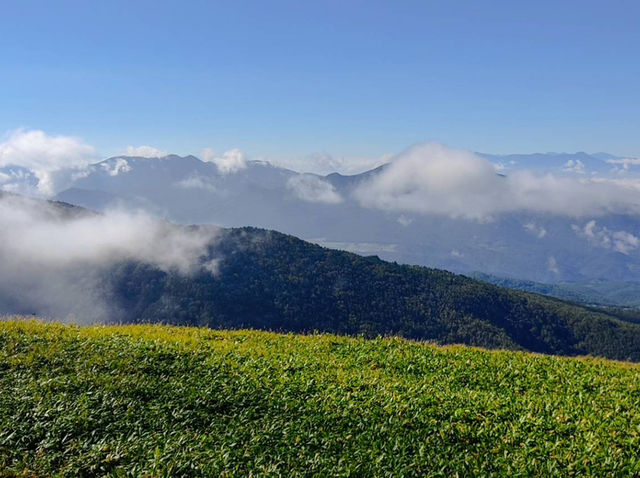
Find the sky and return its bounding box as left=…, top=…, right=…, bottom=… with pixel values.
left=1, top=0, right=639, bottom=165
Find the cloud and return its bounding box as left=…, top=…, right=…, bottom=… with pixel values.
left=572, top=220, right=640, bottom=255
left=562, top=159, right=586, bottom=174
left=607, top=158, right=640, bottom=172
left=524, top=222, right=547, bottom=239
left=176, top=173, right=218, bottom=192
left=0, top=129, right=97, bottom=195
left=353, top=143, right=640, bottom=220
left=397, top=215, right=413, bottom=227
left=0, top=194, right=220, bottom=322
left=202, top=148, right=247, bottom=174
left=353, top=143, right=507, bottom=219
left=287, top=174, right=343, bottom=204
left=101, top=158, right=132, bottom=176
left=125, top=145, right=168, bottom=158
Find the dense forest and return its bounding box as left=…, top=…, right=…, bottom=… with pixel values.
left=105, top=227, right=640, bottom=362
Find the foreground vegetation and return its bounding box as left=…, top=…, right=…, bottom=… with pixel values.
left=1, top=320, right=639, bottom=476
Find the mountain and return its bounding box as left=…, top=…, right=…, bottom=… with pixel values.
left=4, top=194, right=640, bottom=361
left=477, top=151, right=618, bottom=175
left=471, top=272, right=640, bottom=308
left=101, top=225, right=640, bottom=361
left=49, top=152, right=640, bottom=283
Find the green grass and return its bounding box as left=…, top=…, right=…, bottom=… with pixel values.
left=1, top=320, right=639, bottom=477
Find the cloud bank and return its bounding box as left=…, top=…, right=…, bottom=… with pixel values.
left=287, top=174, right=343, bottom=204
left=354, top=143, right=640, bottom=219
left=0, top=194, right=220, bottom=322
left=0, top=129, right=97, bottom=195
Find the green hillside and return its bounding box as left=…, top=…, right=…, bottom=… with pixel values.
left=1, top=320, right=639, bottom=476
left=107, top=227, right=640, bottom=362
left=5, top=195, right=640, bottom=362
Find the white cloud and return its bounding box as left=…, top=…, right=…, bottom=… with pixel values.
left=524, top=222, right=547, bottom=239
left=176, top=173, right=218, bottom=192
left=572, top=220, right=640, bottom=255
left=606, top=158, right=640, bottom=173
left=562, top=159, right=585, bottom=174
left=353, top=143, right=640, bottom=220
left=287, top=174, right=343, bottom=204
left=125, top=145, right=168, bottom=158
left=611, top=230, right=640, bottom=254
left=0, top=195, right=217, bottom=273
left=0, top=194, right=220, bottom=322
left=101, top=158, right=132, bottom=176
left=201, top=148, right=247, bottom=174
left=0, top=129, right=97, bottom=195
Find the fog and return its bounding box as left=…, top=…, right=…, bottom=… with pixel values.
left=0, top=194, right=219, bottom=322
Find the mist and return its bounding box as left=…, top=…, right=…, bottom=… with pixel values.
left=354, top=143, right=640, bottom=220
left=0, top=194, right=220, bottom=323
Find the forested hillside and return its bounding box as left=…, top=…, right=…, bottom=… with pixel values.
left=105, top=227, right=640, bottom=362
left=3, top=194, right=640, bottom=362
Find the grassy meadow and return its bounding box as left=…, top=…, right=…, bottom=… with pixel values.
left=0, top=319, right=639, bottom=476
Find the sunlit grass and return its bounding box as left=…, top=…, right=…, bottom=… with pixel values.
left=1, top=318, right=639, bottom=476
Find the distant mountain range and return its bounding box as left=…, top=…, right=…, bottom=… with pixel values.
left=471, top=272, right=640, bottom=309
left=43, top=151, right=640, bottom=283
left=2, top=193, right=640, bottom=362
left=3, top=149, right=640, bottom=283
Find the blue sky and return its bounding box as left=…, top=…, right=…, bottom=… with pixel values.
left=1, top=0, right=639, bottom=162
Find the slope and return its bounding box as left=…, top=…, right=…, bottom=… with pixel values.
left=1, top=320, right=638, bottom=476
left=106, top=227, right=640, bottom=362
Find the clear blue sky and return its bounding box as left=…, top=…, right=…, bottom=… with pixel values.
left=1, top=0, right=639, bottom=160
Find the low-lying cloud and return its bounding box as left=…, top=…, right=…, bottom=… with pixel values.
left=572, top=220, right=640, bottom=255
left=0, top=194, right=220, bottom=322
left=287, top=174, right=343, bottom=204
left=354, top=143, right=640, bottom=220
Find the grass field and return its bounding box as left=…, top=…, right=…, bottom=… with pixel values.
left=0, top=319, right=639, bottom=476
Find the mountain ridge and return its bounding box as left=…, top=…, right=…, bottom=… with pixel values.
left=45, top=151, right=640, bottom=283
left=2, top=193, right=640, bottom=361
